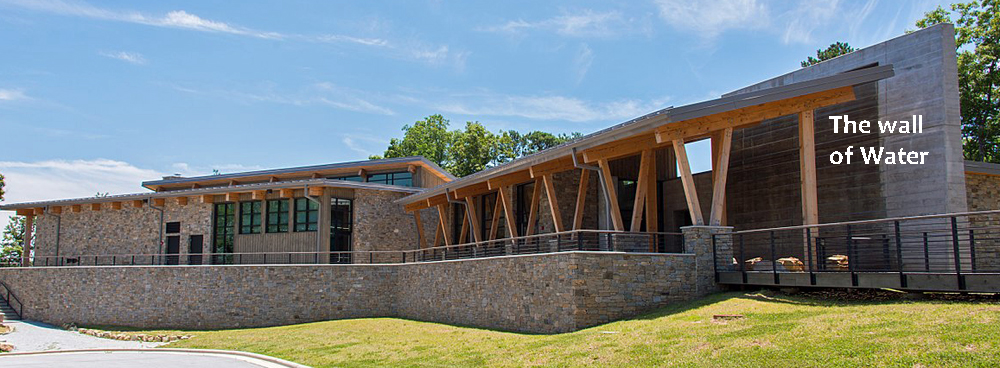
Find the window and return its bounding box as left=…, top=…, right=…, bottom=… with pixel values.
left=330, top=198, right=353, bottom=264
left=367, top=171, right=413, bottom=187
left=239, top=201, right=262, bottom=234
left=212, top=203, right=235, bottom=264
left=294, top=198, right=319, bottom=232
left=515, top=182, right=537, bottom=236
left=331, top=175, right=363, bottom=182
left=266, top=199, right=289, bottom=233
left=165, top=222, right=181, bottom=234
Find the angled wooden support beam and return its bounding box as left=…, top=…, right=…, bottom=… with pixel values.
left=177, top=197, right=189, bottom=206
left=458, top=213, right=470, bottom=244
left=487, top=170, right=532, bottom=190
left=541, top=174, right=565, bottom=233
left=436, top=204, right=452, bottom=246
left=413, top=210, right=426, bottom=249
left=130, top=200, right=143, bottom=209
left=799, top=110, right=818, bottom=226
left=709, top=127, right=733, bottom=226
left=465, top=197, right=482, bottom=242
left=525, top=179, right=542, bottom=236
left=598, top=159, right=625, bottom=231
left=110, top=202, right=121, bottom=210
left=573, top=169, right=590, bottom=230
left=489, top=194, right=502, bottom=241
left=497, top=186, right=518, bottom=238
left=630, top=150, right=653, bottom=232
left=433, top=219, right=443, bottom=247
left=673, top=140, right=705, bottom=226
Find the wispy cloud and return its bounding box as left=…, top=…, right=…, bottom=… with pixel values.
left=0, top=88, right=28, bottom=101
left=1, top=0, right=464, bottom=66
left=572, top=43, right=594, bottom=84
left=653, top=0, right=769, bottom=38
left=482, top=9, right=641, bottom=38
left=99, top=50, right=147, bottom=65
left=171, top=82, right=396, bottom=116
left=426, top=91, right=671, bottom=123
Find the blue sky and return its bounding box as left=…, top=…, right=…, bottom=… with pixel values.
left=0, top=0, right=950, bottom=226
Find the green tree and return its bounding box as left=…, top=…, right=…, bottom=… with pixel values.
left=0, top=172, right=5, bottom=201
left=0, top=216, right=28, bottom=265
left=450, top=122, right=498, bottom=177
left=915, top=1, right=1000, bottom=163
left=801, top=42, right=857, bottom=67
left=373, top=114, right=454, bottom=167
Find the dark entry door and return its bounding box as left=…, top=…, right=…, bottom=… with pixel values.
left=330, top=199, right=353, bottom=264
left=188, top=235, right=203, bottom=265
left=165, top=236, right=180, bottom=265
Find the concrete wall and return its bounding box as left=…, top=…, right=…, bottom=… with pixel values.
left=0, top=245, right=722, bottom=333
left=726, top=23, right=966, bottom=219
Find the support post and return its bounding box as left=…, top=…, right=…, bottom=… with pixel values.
left=526, top=179, right=542, bottom=236
left=541, top=174, right=564, bottom=233
left=709, top=128, right=732, bottom=226
left=573, top=169, right=590, bottom=231
left=630, top=150, right=652, bottom=232
left=672, top=139, right=704, bottom=225
left=436, top=204, right=451, bottom=246
left=413, top=210, right=426, bottom=249
left=598, top=159, right=625, bottom=231
left=799, top=110, right=819, bottom=264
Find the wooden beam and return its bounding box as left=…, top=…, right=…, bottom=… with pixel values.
left=153, top=198, right=166, bottom=207
left=451, top=181, right=491, bottom=199
left=709, top=128, right=733, bottom=226
left=15, top=209, right=33, bottom=216
left=252, top=190, right=267, bottom=200
left=573, top=169, right=590, bottom=230
left=71, top=204, right=82, bottom=213
left=33, top=208, right=45, bottom=216
left=177, top=197, right=189, bottom=206
left=110, top=202, right=121, bottom=210
left=436, top=204, right=452, bottom=246
left=433, top=219, right=443, bottom=247
left=598, top=159, right=625, bottom=231
left=358, top=168, right=368, bottom=180
left=426, top=193, right=449, bottom=208
left=190, top=183, right=201, bottom=189
left=50, top=206, right=63, bottom=214
left=630, top=150, right=652, bottom=232
left=225, top=193, right=240, bottom=202
left=644, top=150, right=658, bottom=234
left=541, top=174, right=564, bottom=232
left=458, top=212, right=470, bottom=243
left=90, top=203, right=101, bottom=211
left=489, top=194, right=502, bottom=240
left=311, top=173, right=321, bottom=179
left=673, top=140, right=704, bottom=226
left=308, top=187, right=324, bottom=197
left=279, top=188, right=295, bottom=199
left=269, top=176, right=280, bottom=183
left=487, top=170, right=532, bottom=190
left=200, top=195, right=215, bottom=204
left=529, top=155, right=579, bottom=178
left=404, top=201, right=427, bottom=212
left=228, top=179, right=239, bottom=186
left=497, top=186, right=518, bottom=238
left=582, top=133, right=659, bottom=163
left=799, top=110, right=818, bottom=226
left=465, top=197, right=482, bottom=242
left=655, top=86, right=856, bottom=143
left=525, top=179, right=542, bottom=236
left=413, top=210, right=427, bottom=249
left=407, top=164, right=418, bottom=174
left=130, top=200, right=143, bottom=208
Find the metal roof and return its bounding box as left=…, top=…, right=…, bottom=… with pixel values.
left=141, top=156, right=455, bottom=189
left=0, top=179, right=423, bottom=210
left=399, top=64, right=895, bottom=205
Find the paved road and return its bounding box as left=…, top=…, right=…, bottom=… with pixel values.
left=0, top=350, right=299, bottom=367
left=0, top=320, right=162, bottom=351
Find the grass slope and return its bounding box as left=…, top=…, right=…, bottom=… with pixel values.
left=123, top=290, right=999, bottom=367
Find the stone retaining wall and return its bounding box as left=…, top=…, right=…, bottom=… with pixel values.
left=0, top=249, right=717, bottom=333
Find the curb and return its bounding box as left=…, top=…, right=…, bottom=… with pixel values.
left=0, top=348, right=309, bottom=367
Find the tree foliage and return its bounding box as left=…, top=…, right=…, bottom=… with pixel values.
left=915, top=1, right=1000, bottom=163
left=372, top=115, right=581, bottom=177
left=0, top=172, right=5, bottom=202
left=0, top=216, right=27, bottom=265
left=801, top=42, right=857, bottom=67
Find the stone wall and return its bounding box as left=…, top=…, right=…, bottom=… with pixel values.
left=353, top=189, right=422, bottom=263
left=965, top=171, right=1000, bottom=271
left=966, top=172, right=1000, bottom=211
left=0, top=249, right=717, bottom=333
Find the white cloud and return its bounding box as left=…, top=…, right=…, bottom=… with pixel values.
left=482, top=10, right=637, bottom=38
left=0, top=88, right=27, bottom=101
left=99, top=50, right=146, bottom=65
left=572, top=43, right=594, bottom=84
left=0, top=159, right=163, bottom=230
left=654, top=0, right=769, bottom=38
left=171, top=82, right=396, bottom=116
left=429, top=91, right=671, bottom=123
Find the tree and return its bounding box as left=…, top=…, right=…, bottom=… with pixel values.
left=915, top=1, right=1000, bottom=163
left=0, top=172, right=5, bottom=202
left=373, top=115, right=580, bottom=177
left=0, top=216, right=28, bottom=265
left=801, top=42, right=856, bottom=67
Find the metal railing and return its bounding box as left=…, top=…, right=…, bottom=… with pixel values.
left=0, top=280, right=23, bottom=319
left=19, top=230, right=685, bottom=267
left=716, top=210, right=1000, bottom=289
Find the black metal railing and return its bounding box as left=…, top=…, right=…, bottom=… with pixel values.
left=716, top=210, right=1000, bottom=289
left=18, top=230, right=684, bottom=267
left=0, top=280, right=23, bottom=319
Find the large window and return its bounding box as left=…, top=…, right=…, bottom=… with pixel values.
left=239, top=201, right=262, bottom=234
left=367, top=171, right=413, bottom=187
left=266, top=199, right=289, bottom=233
left=294, top=198, right=319, bottom=232
left=330, top=198, right=353, bottom=264
left=212, top=203, right=235, bottom=264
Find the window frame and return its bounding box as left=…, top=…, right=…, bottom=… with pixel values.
left=212, top=202, right=235, bottom=264
left=294, top=198, right=319, bottom=232
left=266, top=199, right=289, bottom=233
left=239, top=201, right=262, bottom=235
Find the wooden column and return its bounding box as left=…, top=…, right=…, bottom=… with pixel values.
left=489, top=194, right=502, bottom=240
left=541, top=174, right=564, bottom=233
left=630, top=150, right=653, bottom=232
left=465, top=198, right=482, bottom=242
left=573, top=169, right=590, bottom=230
left=436, top=204, right=452, bottom=246
left=22, top=215, right=34, bottom=267
left=598, top=159, right=625, bottom=231
left=799, top=110, right=819, bottom=226
left=498, top=186, right=518, bottom=238
left=710, top=127, right=733, bottom=226
left=458, top=214, right=470, bottom=243
left=672, top=139, right=705, bottom=226
left=413, top=211, right=426, bottom=249
left=525, top=179, right=542, bottom=236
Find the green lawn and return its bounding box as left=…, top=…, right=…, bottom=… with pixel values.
left=115, top=290, right=999, bottom=367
